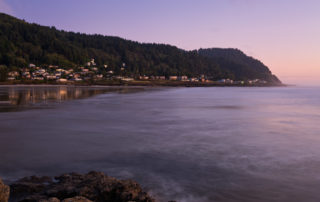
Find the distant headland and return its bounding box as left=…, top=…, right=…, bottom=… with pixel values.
left=0, top=13, right=282, bottom=87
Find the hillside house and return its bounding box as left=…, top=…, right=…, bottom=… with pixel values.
left=179, top=76, right=188, bottom=81
left=169, top=76, right=178, bottom=80
left=139, top=76, right=149, bottom=80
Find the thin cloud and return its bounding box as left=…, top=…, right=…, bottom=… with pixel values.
left=0, top=0, right=13, bottom=15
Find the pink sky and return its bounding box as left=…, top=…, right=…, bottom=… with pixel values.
left=1, top=0, right=319, bottom=85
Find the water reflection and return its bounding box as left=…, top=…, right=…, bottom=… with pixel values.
left=0, top=86, right=144, bottom=112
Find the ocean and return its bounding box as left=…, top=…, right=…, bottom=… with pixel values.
left=0, top=86, right=320, bottom=202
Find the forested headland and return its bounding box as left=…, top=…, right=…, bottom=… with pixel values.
left=0, top=13, right=281, bottom=84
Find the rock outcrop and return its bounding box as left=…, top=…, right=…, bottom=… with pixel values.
left=0, top=178, right=10, bottom=202
left=9, top=171, right=155, bottom=202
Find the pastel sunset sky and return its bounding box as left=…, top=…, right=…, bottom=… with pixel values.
left=1, top=0, right=319, bottom=85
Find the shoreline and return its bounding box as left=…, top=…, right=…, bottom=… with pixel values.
left=0, top=84, right=151, bottom=89
left=0, top=81, right=287, bottom=88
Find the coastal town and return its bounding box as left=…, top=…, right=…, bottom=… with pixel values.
left=4, top=59, right=269, bottom=86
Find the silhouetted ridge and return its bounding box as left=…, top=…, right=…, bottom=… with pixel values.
left=0, top=13, right=281, bottom=83
left=198, top=48, right=281, bottom=83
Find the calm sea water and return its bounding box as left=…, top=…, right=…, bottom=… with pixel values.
left=1, top=86, right=320, bottom=202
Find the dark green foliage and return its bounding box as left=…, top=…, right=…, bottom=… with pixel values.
left=0, top=13, right=280, bottom=83
left=198, top=48, right=281, bottom=83
left=0, top=65, right=7, bottom=81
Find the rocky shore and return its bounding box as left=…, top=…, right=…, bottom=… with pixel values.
left=0, top=178, right=10, bottom=202
left=0, top=171, right=157, bottom=202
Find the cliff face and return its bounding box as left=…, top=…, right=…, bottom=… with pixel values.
left=2, top=171, right=155, bottom=202
left=0, top=178, right=10, bottom=202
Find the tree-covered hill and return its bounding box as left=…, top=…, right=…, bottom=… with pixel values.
left=198, top=48, right=281, bottom=83
left=0, top=13, right=281, bottom=83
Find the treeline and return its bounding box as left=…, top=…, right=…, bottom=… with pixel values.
left=0, top=13, right=280, bottom=83
left=198, top=48, right=281, bottom=82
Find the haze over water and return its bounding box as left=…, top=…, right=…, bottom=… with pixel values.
left=1, top=86, right=320, bottom=202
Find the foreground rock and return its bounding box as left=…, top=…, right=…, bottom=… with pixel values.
left=9, top=171, right=155, bottom=202
left=0, top=178, right=10, bottom=202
